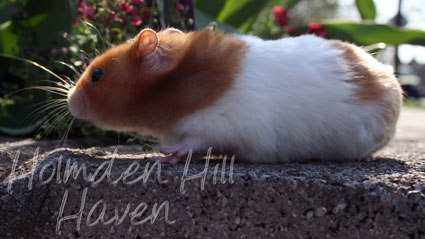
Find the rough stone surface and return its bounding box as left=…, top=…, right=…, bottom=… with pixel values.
left=0, top=108, right=424, bottom=238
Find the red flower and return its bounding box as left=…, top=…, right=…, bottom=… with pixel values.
left=176, top=3, right=184, bottom=11
left=273, top=6, right=290, bottom=27
left=307, top=22, right=329, bottom=38
left=119, top=1, right=129, bottom=11
left=126, top=5, right=138, bottom=16
left=130, top=15, right=142, bottom=26
left=78, top=3, right=95, bottom=20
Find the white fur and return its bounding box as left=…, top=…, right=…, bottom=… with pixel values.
left=168, top=34, right=395, bottom=163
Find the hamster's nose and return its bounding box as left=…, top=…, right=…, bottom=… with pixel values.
left=67, top=87, right=88, bottom=120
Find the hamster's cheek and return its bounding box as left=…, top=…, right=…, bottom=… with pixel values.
left=67, top=87, right=89, bottom=120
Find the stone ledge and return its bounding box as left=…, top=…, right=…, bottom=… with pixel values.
left=1, top=143, right=424, bottom=239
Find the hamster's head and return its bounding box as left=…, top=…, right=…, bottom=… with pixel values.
left=67, top=28, right=185, bottom=132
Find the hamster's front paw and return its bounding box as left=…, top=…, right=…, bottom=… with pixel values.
left=153, top=141, right=197, bottom=164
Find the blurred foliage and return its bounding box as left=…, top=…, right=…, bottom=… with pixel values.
left=323, top=22, right=425, bottom=46
left=0, top=0, right=72, bottom=55
left=1, top=0, right=425, bottom=145
left=355, top=0, right=376, bottom=20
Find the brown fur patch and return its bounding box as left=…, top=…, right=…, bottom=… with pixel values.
left=73, top=30, right=246, bottom=136
left=331, top=40, right=393, bottom=101
left=330, top=40, right=403, bottom=147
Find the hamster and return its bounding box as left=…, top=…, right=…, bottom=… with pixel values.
left=67, top=28, right=402, bottom=164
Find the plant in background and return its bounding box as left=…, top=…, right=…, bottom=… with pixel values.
left=270, top=5, right=330, bottom=38
left=194, top=0, right=425, bottom=46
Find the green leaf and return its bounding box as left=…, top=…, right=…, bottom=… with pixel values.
left=0, top=21, right=19, bottom=55
left=355, top=0, right=376, bottom=21
left=195, top=0, right=276, bottom=33
left=22, top=0, right=73, bottom=50
left=322, top=21, right=425, bottom=46
left=194, top=0, right=227, bottom=19
left=216, top=0, right=272, bottom=33
left=194, top=8, right=238, bottom=33
left=0, top=0, right=72, bottom=54
left=195, top=0, right=302, bottom=33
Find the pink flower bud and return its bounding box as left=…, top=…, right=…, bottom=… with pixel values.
left=61, top=47, right=68, bottom=56
left=176, top=3, right=184, bottom=11
left=50, top=48, right=57, bottom=55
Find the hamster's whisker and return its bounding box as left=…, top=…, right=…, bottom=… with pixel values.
left=48, top=110, right=71, bottom=135
left=40, top=107, right=70, bottom=137
left=82, top=21, right=109, bottom=51
left=29, top=104, right=69, bottom=139
left=29, top=98, right=66, bottom=109
left=79, top=50, right=91, bottom=62
left=59, top=116, right=74, bottom=146
left=4, top=86, right=67, bottom=98
left=0, top=53, right=75, bottom=142
left=31, top=86, right=69, bottom=95
left=8, top=99, right=66, bottom=137
left=0, top=54, right=70, bottom=86
left=59, top=75, right=76, bottom=88
left=55, top=61, right=82, bottom=78
left=45, top=107, right=69, bottom=128
left=26, top=102, right=68, bottom=128
left=32, top=101, right=68, bottom=120
left=28, top=100, right=67, bottom=118
left=38, top=80, right=72, bottom=90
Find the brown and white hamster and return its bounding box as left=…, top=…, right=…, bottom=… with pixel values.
left=67, top=28, right=402, bottom=164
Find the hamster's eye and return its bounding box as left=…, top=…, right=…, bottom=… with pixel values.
left=91, top=69, right=104, bottom=83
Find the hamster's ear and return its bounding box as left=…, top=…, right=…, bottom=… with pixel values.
left=136, top=29, right=159, bottom=59
left=134, top=28, right=172, bottom=72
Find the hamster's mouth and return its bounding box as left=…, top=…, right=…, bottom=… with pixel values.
left=67, top=87, right=89, bottom=120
